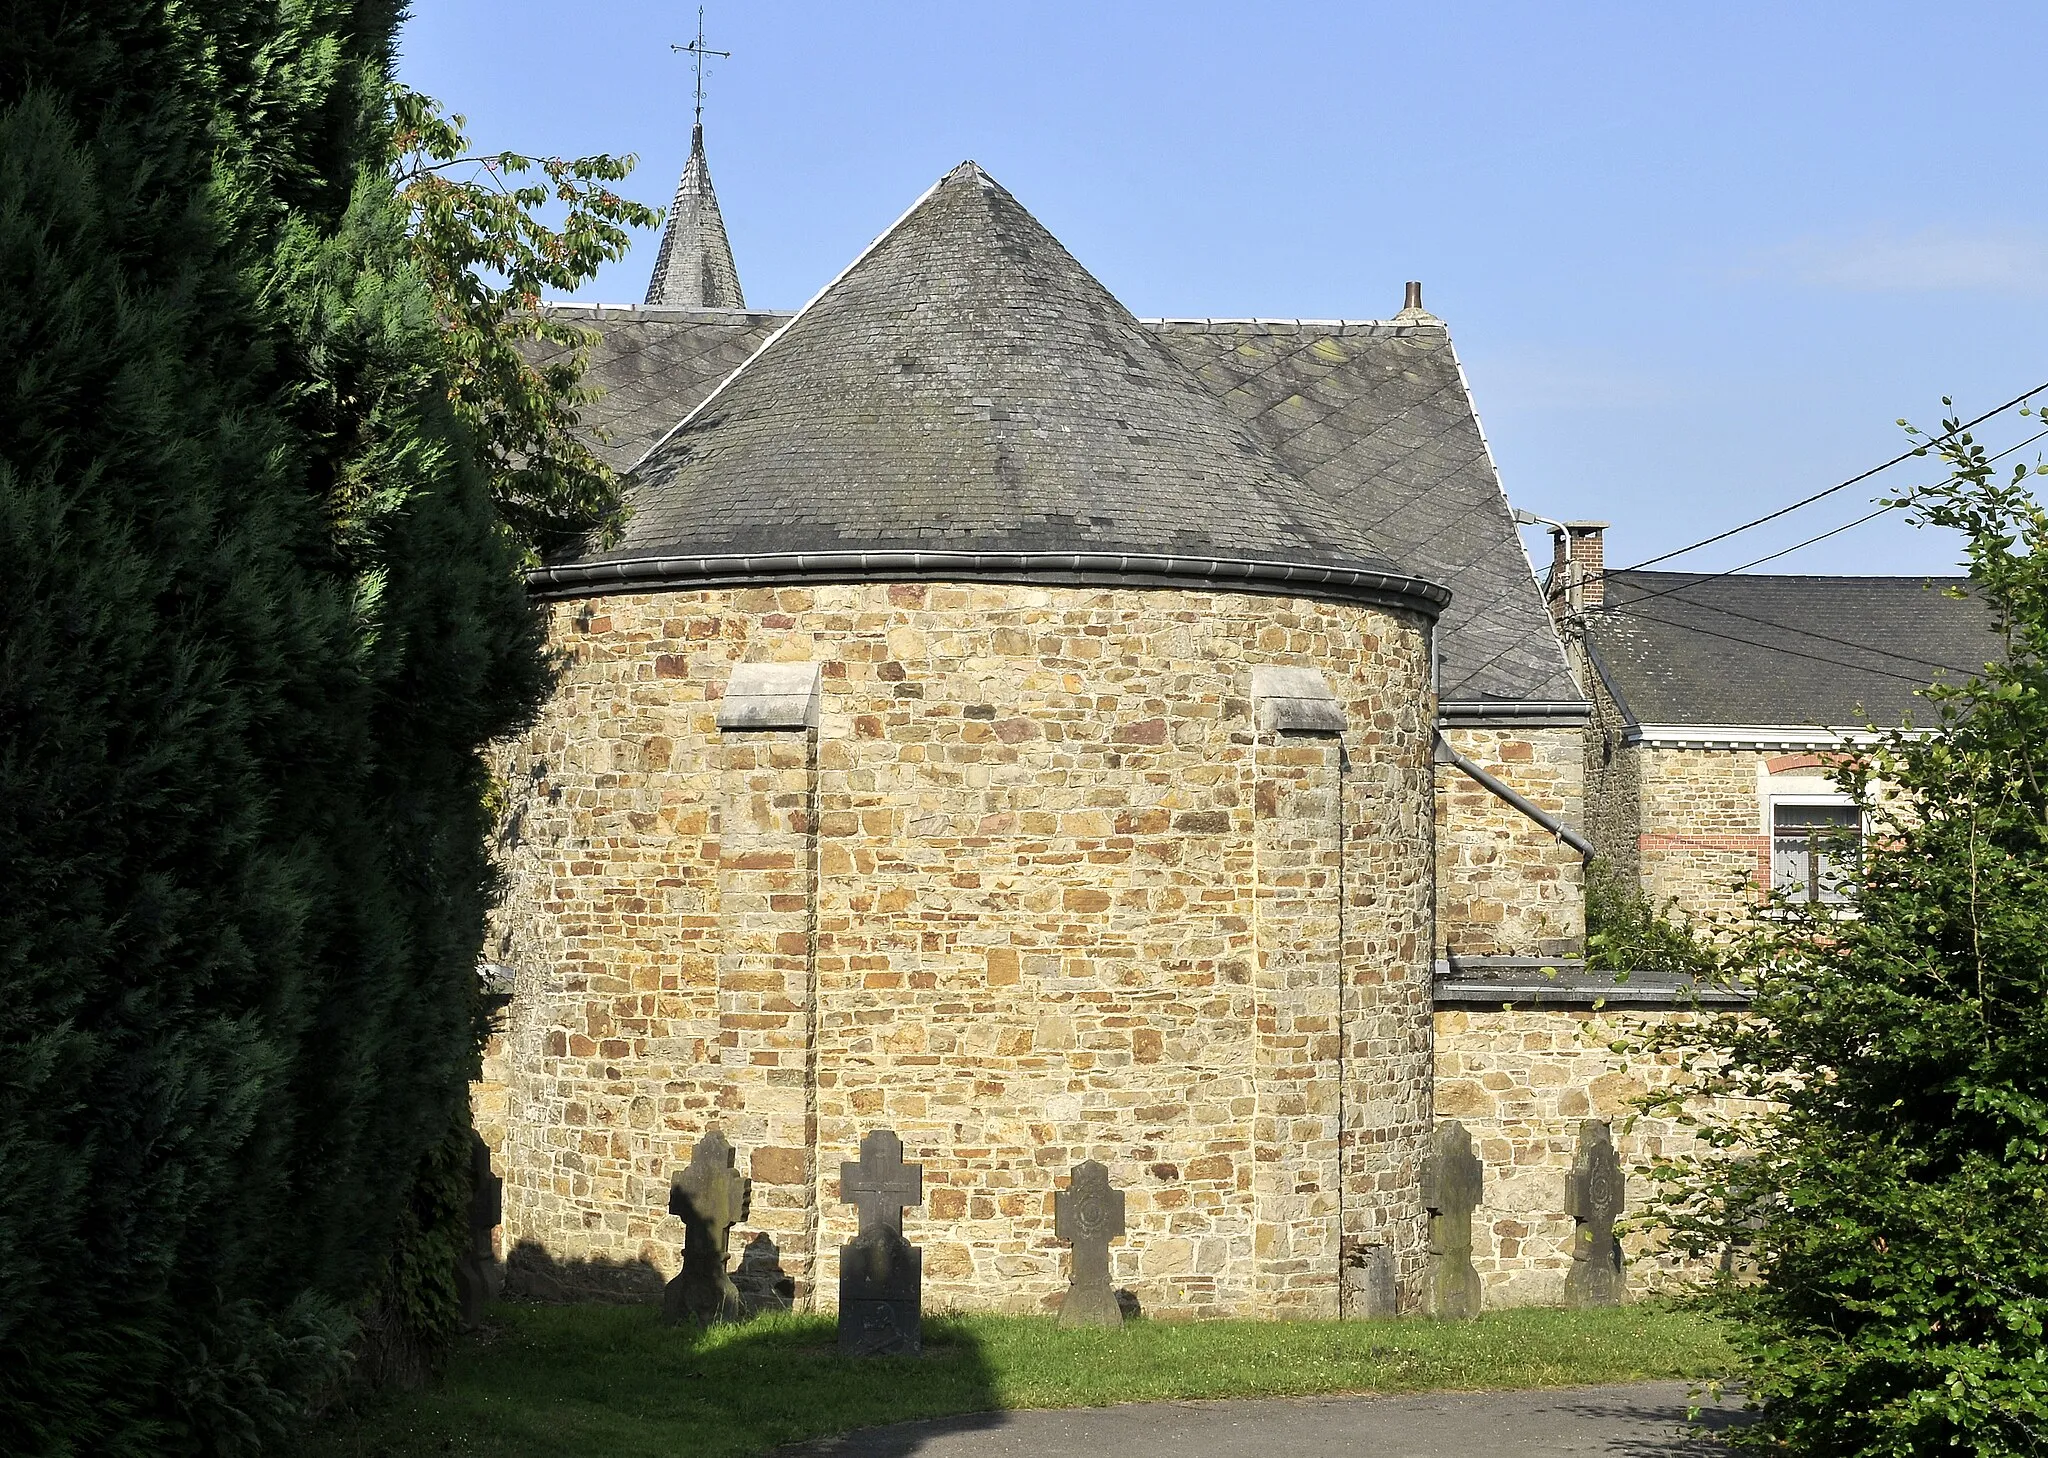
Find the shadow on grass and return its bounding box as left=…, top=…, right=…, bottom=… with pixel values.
left=311, top=1264, right=1001, bottom=1458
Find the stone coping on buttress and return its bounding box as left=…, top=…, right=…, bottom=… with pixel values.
left=526, top=548, right=1452, bottom=619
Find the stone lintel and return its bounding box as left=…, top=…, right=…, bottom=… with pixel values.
left=717, top=662, right=822, bottom=731
left=1251, top=666, right=1346, bottom=735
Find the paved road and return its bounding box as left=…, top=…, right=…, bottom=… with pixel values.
left=777, top=1381, right=1741, bottom=1458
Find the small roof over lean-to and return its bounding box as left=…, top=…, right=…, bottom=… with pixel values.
left=537, top=161, right=1449, bottom=618
left=1584, top=571, right=2004, bottom=730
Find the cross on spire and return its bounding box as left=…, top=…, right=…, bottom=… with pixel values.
left=671, top=6, right=731, bottom=129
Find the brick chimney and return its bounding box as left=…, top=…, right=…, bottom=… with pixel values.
left=1546, top=522, right=1609, bottom=612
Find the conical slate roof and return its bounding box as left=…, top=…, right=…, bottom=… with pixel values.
left=644, top=124, right=745, bottom=308
left=547, top=163, right=1445, bottom=614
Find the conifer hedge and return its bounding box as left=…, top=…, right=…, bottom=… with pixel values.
left=1, top=4, right=550, bottom=1451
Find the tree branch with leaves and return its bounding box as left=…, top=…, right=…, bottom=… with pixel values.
left=391, top=88, right=659, bottom=561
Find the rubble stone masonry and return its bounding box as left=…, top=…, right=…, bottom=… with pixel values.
left=479, top=581, right=1437, bottom=1319
left=1434, top=727, right=1586, bottom=959
left=1432, top=1007, right=1718, bottom=1305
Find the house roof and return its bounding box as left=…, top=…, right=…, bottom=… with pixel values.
left=536, top=162, right=1448, bottom=616
left=643, top=124, right=746, bottom=309
left=1584, top=570, right=2004, bottom=729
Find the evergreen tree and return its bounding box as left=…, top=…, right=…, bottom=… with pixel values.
left=0, top=5, right=567, bottom=1449
left=1644, top=413, right=2048, bottom=1456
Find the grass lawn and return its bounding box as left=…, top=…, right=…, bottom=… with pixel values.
left=309, top=1302, right=1734, bottom=1458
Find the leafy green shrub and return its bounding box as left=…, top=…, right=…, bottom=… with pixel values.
left=1641, top=415, right=2048, bottom=1456
left=1584, top=860, right=1724, bottom=976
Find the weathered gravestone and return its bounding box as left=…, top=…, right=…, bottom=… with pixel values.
left=1054, top=1160, right=1126, bottom=1328
left=839, top=1129, right=924, bottom=1356
left=1341, top=1239, right=1398, bottom=1319
left=1563, top=1119, right=1626, bottom=1308
left=1422, top=1120, right=1484, bottom=1319
left=663, top=1127, right=752, bottom=1325
left=455, top=1131, right=502, bottom=1330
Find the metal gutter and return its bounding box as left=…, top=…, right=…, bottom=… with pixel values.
left=1438, top=699, right=1590, bottom=728
left=1434, top=730, right=1596, bottom=861
left=529, top=549, right=1453, bottom=618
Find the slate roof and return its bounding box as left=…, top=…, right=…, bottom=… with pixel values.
left=532, top=163, right=1584, bottom=706
left=1584, top=571, right=2005, bottom=729
left=644, top=124, right=746, bottom=308
left=537, top=305, right=787, bottom=471
left=537, top=163, right=1448, bottom=616
left=1145, top=320, right=1579, bottom=707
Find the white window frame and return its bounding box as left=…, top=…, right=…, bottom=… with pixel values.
left=1760, top=776, right=1862, bottom=904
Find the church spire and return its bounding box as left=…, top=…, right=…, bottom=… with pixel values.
left=645, top=11, right=743, bottom=308
left=644, top=124, right=745, bottom=308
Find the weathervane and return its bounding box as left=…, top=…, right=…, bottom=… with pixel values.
left=671, top=6, right=731, bottom=129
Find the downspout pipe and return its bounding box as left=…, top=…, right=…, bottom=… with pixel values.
left=1434, top=731, right=1596, bottom=863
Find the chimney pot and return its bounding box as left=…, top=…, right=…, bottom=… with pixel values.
left=1403, top=281, right=1423, bottom=311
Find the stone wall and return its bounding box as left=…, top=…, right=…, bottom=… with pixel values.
left=1581, top=677, right=1641, bottom=887
left=1434, top=726, right=1586, bottom=959
left=1636, top=748, right=1772, bottom=925
left=1432, top=1006, right=1720, bottom=1306
left=481, top=581, right=1437, bottom=1319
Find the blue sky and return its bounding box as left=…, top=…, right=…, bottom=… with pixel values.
left=399, top=2, right=2048, bottom=577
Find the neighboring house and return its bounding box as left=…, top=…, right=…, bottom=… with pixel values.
left=1547, top=527, right=2004, bottom=925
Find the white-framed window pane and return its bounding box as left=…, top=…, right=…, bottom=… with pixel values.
left=1771, top=802, right=1860, bottom=902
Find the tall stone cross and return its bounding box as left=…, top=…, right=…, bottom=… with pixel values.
left=838, top=1129, right=924, bottom=1357
left=1054, top=1160, right=1126, bottom=1328
left=663, top=1127, right=752, bottom=1325
left=1563, top=1120, right=1627, bottom=1307
left=1422, top=1119, right=1484, bottom=1319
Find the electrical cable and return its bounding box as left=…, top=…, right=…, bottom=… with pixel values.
left=1598, top=383, right=2048, bottom=577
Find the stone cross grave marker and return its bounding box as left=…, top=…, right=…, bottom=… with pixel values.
left=1563, top=1119, right=1626, bottom=1308
left=839, top=1128, right=924, bottom=1356
left=664, top=1127, right=752, bottom=1325
left=1054, top=1160, right=1126, bottom=1328
left=455, top=1131, right=502, bottom=1330
left=1422, top=1120, right=1484, bottom=1319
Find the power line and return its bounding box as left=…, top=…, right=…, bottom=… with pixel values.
left=1603, top=424, right=2048, bottom=617
left=1602, top=383, right=2048, bottom=577
left=1594, top=608, right=1981, bottom=689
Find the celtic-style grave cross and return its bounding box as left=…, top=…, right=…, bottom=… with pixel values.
left=838, top=1129, right=925, bottom=1356
left=842, top=1128, right=923, bottom=1236
left=1422, top=1119, right=1484, bottom=1319
left=1054, top=1160, right=1126, bottom=1328
left=664, top=1126, right=752, bottom=1324
left=1563, top=1120, right=1627, bottom=1307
